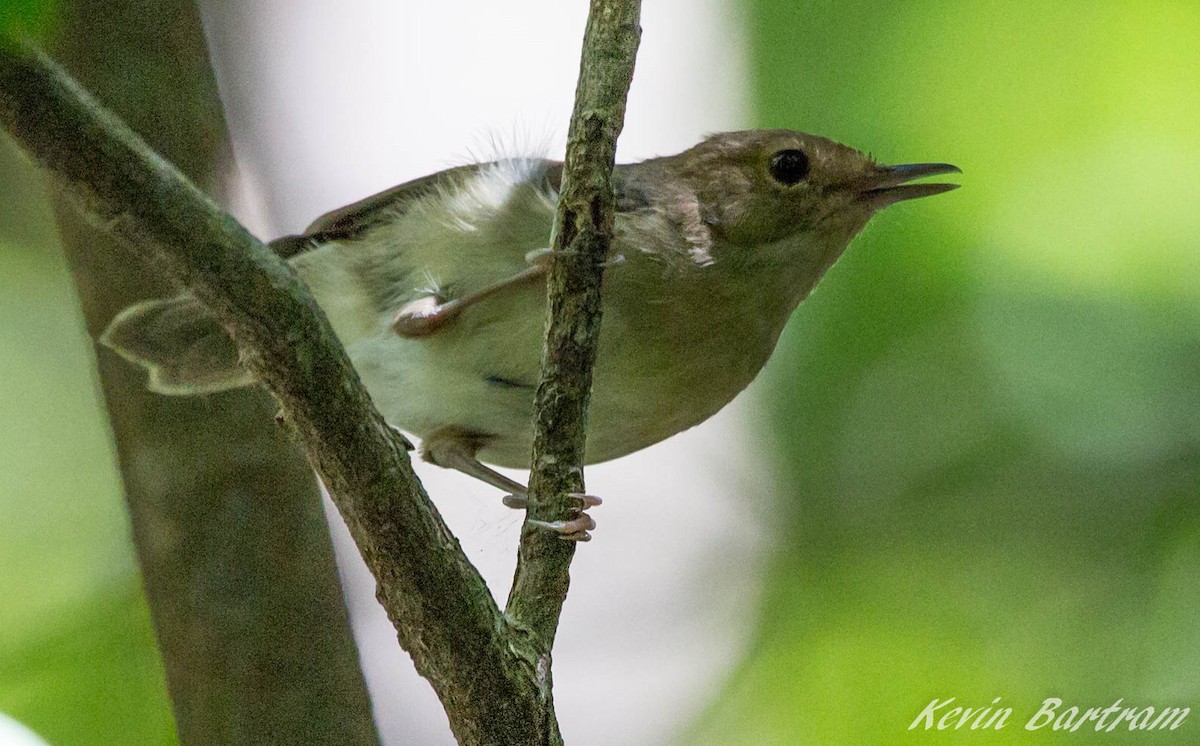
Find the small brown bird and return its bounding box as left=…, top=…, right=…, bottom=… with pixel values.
left=102, top=130, right=959, bottom=538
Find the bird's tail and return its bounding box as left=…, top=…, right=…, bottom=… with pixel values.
left=99, top=295, right=255, bottom=395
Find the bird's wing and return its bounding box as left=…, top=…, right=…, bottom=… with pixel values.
left=268, top=160, right=656, bottom=259
left=269, top=160, right=567, bottom=259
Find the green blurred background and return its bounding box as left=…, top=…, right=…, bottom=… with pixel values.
left=1, top=1, right=1198, bottom=744
left=697, top=0, right=1200, bottom=743
left=0, top=132, right=175, bottom=741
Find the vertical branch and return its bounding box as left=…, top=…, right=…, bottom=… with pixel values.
left=40, top=3, right=379, bottom=743
left=506, top=0, right=642, bottom=646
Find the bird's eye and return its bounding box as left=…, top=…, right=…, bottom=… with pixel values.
left=769, top=149, right=810, bottom=186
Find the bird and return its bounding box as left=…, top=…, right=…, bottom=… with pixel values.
left=101, top=129, right=960, bottom=539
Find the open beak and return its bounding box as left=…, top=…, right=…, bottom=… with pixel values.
left=859, top=163, right=961, bottom=208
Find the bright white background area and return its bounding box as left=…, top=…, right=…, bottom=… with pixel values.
left=200, top=2, right=771, bottom=743
left=0, top=712, right=49, bottom=746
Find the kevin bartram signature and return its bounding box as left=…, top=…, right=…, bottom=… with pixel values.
left=909, top=697, right=1189, bottom=733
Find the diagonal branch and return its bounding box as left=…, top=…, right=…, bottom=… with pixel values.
left=506, top=0, right=642, bottom=646
left=3, top=0, right=645, bottom=735
left=0, top=41, right=541, bottom=745
left=44, top=1, right=379, bottom=741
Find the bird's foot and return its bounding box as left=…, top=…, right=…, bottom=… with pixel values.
left=391, top=249, right=624, bottom=339
left=421, top=427, right=602, bottom=541
left=528, top=513, right=597, bottom=542
left=503, top=492, right=602, bottom=542
left=391, top=295, right=458, bottom=337
left=524, top=247, right=625, bottom=268
left=501, top=492, right=602, bottom=510
left=392, top=255, right=552, bottom=339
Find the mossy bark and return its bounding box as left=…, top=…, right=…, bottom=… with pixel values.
left=31, top=3, right=378, bottom=743
left=1, top=0, right=643, bottom=740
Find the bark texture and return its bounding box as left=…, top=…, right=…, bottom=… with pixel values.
left=1, top=0, right=643, bottom=739
left=0, top=40, right=537, bottom=746
left=37, top=3, right=378, bottom=743
left=506, top=0, right=643, bottom=647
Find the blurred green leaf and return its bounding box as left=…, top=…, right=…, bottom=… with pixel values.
left=0, top=242, right=135, bottom=630
left=0, top=585, right=175, bottom=746
left=0, top=237, right=173, bottom=742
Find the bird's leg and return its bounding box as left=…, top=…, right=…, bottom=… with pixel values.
left=391, top=249, right=624, bottom=338
left=392, top=250, right=552, bottom=338
left=422, top=427, right=527, bottom=493
left=421, top=426, right=601, bottom=541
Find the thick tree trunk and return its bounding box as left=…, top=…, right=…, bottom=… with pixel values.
left=46, top=3, right=378, bottom=743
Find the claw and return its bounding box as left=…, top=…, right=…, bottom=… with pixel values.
left=421, top=428, right=602, bottom=539
left=502, top=492, right=601, bottom=511
left=524, top=247, right=555, bottom=266
left=392, top=296, right=458, bottom=337
left=524, top=247, right=624, bottom=268
left=528, top=513, right=597, bottom=541
left=570, top=493, right=602, bottom=509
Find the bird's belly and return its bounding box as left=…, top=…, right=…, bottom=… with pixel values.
left=345, top=278, right=779, bottom=469
left=347, top=331, right=539, bottom=467
left=583, top=322, right=771, bottom=463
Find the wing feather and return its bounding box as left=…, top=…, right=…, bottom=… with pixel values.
left=266, top=158, right=646, bottom=259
